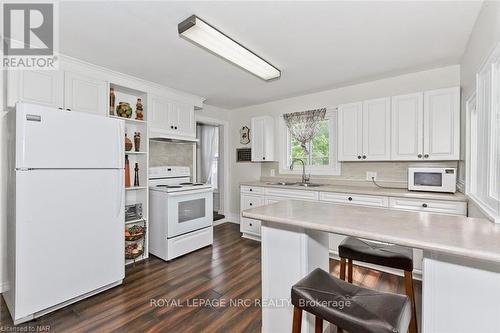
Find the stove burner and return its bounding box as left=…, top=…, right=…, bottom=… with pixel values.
left=179, top=182, right=193, bottom=185
left=156, top=185, right=182, bottom=188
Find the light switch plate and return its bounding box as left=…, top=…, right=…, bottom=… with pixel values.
left=366, top=171, right=377, bottom=181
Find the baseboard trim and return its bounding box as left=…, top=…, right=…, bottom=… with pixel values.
left=224, top=213, right=240, bottom=224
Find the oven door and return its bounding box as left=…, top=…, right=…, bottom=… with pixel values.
left=167, top=188, right=213, bottom=238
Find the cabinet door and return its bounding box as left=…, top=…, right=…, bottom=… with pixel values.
left=150, top=96, right=171, bottom=131
left=251, top=117, right=265, bottom=161
left=7, top=70, right=63, bottom=108
left=64, top=71, right=107, bottom=116
left=168, top=103, right=180, bottom=131
left=423, top=87, right=460, bottom=160
left=175, top=102, right=196, bottom=137
left=391, top=93, right=424, bottom=160
left=337, top=102, right=363, bottom=161
left=362, top=97, right=391, bottom=160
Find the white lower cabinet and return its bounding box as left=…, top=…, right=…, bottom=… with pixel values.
left=240, top=186, right=467, bottom=274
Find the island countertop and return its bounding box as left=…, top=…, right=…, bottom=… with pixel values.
left=242, top=199, right=500, bottom=263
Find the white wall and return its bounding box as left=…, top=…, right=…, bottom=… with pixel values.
left=458, top=1, right=500, bottom=222
left=228, top=65, right=461, bottom=215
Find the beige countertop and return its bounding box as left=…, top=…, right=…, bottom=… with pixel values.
left=242, top=200, right=500, bottom=263
left=240, top=180, right=467, bottom=202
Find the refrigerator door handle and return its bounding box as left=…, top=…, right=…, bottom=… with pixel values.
left=116, top=169, right=124, bottom=218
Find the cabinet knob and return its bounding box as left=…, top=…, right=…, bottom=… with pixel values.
left=263, top=157, right=266, bottom=160
left=357, top=155, right=361, bottom=159
left=348, top=197, right=353, bottom=201
left=175, top=126, right=178, bottom=130
left=170, top=126, right=174, bottom=129
left=418, top=154, right=422, bottom=158
left=249, top=203, right=253, bottom=206
left=66, top=108, right=71, bottom=111
left=249, top=223, right=253, bottom=227
left=362, top=155, right=367, bottom=159
left=249, top=189, right=253, bottom=192
left=422, top=203, right=428, bottom=208
left=424, top=154, right=429, bottom=158
left=58, top=107, right=63, bottom=110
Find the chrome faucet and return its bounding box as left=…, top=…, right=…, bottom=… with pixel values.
left=290, top=158, right=310, bottom=184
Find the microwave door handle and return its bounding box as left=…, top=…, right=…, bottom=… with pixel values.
left=167, top=188, right=212, bottom=197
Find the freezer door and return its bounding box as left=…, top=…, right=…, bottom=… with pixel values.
left=14, top=169, right=124, bottom=320
left=16, top=102, right=124, bottom=169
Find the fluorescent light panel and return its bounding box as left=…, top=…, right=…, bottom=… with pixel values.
left=178, top=15, right=281, bottom=81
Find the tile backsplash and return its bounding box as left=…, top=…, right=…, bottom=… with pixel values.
left=149, top=141, right=195, bottom=172
left=261, top=161, right=458, bottom=187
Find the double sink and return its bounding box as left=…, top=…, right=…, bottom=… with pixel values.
left=266, top=182, right=324, bottom=188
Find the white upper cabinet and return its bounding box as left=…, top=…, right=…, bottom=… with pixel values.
left=362, top=97, right=391, bottom=160
left=150, top=95, right=171, bottom=129
left=251, top=116, right=275, bottom=162
left=149, top=95, right=196, bottom=138
left=338, top=102, right=363, bottom=161
left=172, top=102, right=195, bottom=138
left=338, top=100, right=389, bottom=161
left=423, top=87, right=460, bottom=160
left=391, top=93, right=424, bottom=160
left=7, top=70, right=64, bottom=108
left=64, top=71, right=107, bottom=115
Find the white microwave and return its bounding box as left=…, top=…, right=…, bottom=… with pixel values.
left=408, top=167, right=457, bottom=193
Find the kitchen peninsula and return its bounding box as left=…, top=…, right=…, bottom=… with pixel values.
left=242, top=200, right=500, bottom=333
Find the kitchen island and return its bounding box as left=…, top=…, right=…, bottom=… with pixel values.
left=242, top=200, right=500, bottom=333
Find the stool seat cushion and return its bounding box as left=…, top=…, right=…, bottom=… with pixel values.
left=339, top=237, right=413, bottom=271
left=292, top=268, right=411, bottom=333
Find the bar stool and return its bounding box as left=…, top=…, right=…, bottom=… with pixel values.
left=291, top=268, right=411, bottom=333
left=338, top=237, right=417, bottom=333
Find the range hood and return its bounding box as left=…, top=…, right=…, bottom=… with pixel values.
left=149, top=128, right=199, bottom=143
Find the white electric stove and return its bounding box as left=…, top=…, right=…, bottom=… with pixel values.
left=149, top=166, right=213, bottom=261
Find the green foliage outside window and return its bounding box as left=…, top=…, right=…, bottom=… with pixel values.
left=290, top=120, right=329, bottom=166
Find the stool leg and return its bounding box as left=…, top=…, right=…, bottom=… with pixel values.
left=404, top=271, right=418, bottom=333
left=292, top=306, right=302, bottom=333
left=347, top=259, right=353, bottom=283
left=339, top=258, right=346, bottom=280
left=315, top=316, right=322, bottom=333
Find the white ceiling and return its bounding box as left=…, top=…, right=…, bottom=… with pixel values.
left=60, top=1, right=482, bottom=109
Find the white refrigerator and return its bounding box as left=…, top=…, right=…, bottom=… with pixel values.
left=4, top=103, right=125, bottom=324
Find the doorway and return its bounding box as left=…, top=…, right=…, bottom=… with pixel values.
left=196, top=120, right=227, bottom=223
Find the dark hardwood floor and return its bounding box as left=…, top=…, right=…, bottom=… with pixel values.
left=0, top=223, right=421, bottom=332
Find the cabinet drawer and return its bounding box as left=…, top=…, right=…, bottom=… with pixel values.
left=241, top=195, right=264, bottom=210
left=388, top=197, right=467, bottom=215
left=320, top=192, right=389, bottom=207
left=240, top=217, right=261, bottom=235
left=264, top=188, right=319, bottom=200
left=241, top=186, right=265, bottom=195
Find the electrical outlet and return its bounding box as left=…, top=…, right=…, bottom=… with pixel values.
left=270, top=169, right=276, bottom=177
left=366, top=171, right=377, bottom=181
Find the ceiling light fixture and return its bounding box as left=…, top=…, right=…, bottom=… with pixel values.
left=178, top=15, right=281, bottom=81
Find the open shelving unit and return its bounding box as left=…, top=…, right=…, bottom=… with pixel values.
left=108, top=82, right=149, bottom=266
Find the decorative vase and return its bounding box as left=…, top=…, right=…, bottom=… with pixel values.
left=134, top=132, right=141, bottom=152
left=116, top=102, right=132, bottom=118
left=125, top=134, right=133, bottom=151
left=125, top=155, right=131, bottom=187
left=109, top=88, right=115, bottom=116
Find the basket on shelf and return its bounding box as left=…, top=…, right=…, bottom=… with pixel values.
left=125, top=247, right=144, bottom=260
left=125, top=224, right=146, bottom=241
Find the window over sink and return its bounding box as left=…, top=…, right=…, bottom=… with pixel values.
left=280, top=108, right=341, bottom=175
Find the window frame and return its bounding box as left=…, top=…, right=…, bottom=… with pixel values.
left=279, top=108, right=341, bottom=176
left=466, top=42, right=500, bottom=223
